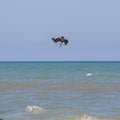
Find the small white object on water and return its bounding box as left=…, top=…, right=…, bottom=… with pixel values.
left=26, top=105, right=43, bottom=112
left=86, top=73, right=92, bottom=77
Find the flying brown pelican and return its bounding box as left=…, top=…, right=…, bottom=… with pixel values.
left=52, top=36, right=68, bottom=47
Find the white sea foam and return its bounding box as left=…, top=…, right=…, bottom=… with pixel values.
left=74, top=114, right=107, bottom=120
left=86, top=73, right=92, bottom=77
left=75, top=114, right=92, bottom=120
left=25, top=105, right=43, bottom=112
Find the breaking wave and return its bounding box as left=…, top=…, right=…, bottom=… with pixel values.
left=65, top=114, right=112, bottom=120
left=25, top=105, right=43, bottom=112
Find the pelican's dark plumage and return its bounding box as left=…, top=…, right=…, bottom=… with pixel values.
left=52, top=36, right=68, bottom=47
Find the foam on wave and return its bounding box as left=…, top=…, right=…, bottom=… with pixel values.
left=65, top=114, right=109, bottom=120
left=86, top=73, right=93, bottom=77
left=25, top=105, right=43, bottom=112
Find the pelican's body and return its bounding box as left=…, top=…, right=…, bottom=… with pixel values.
left=52, top=36, right=68, bottom=47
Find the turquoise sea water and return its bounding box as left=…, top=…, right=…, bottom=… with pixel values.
left=0, top=61, right=120, bottom=120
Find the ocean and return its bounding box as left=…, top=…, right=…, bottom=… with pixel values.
left=0, top=61, right=120, bottom=120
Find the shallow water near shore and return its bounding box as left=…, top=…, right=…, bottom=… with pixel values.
left=0, top=61, right=120, bottom=120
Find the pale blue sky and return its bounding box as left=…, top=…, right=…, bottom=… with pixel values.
left=0, top=0, right=120, bottom=61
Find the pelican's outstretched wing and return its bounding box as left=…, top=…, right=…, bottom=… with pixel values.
left=52, top=38, right=61, bottom=43
left=52, top=38, right=58, bottom=43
